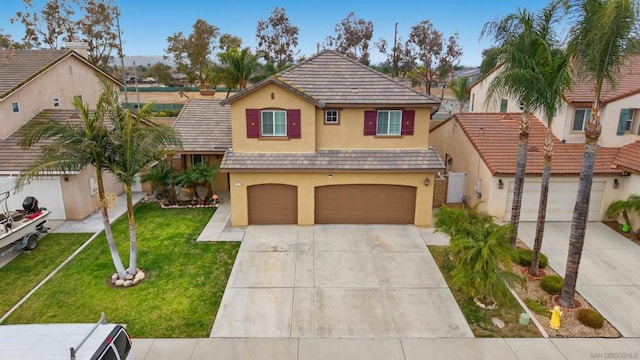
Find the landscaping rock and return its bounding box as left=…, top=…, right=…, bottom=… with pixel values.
left=491, top=317, right=505, bottom=329
left=134, top=270, right=146, bottom=281
left=115, top=279, right=125, bottom=286
left=125, top=274, right=133, bottom=280
left=111, top=273, right=118, bottom=280
left=132, top=278, right=140, bottom=285
left=123, top=280, right=133, bottom=287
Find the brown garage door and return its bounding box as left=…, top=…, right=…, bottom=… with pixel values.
left=248, top=184, right=298, bottom=224
left=315, top=184, right=416, bottom=224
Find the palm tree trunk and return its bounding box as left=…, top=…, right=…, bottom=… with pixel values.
left=126, top=185, right=138, bottom=276
left=530, top=130, right=553, bottom=276
left=509, top=111, right=531, bottom=248
left=97, top=171, right=127, bottom=279
left=559, top=106, right=602, bottom=307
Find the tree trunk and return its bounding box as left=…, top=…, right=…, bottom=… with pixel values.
left=530, top=129, right=553, bottom=276
left=97, top=171, right=126, bottom=279
left=509, top=111, right=531, bottom=248
left=622, top=210, right=631, bottom=231
left=126, top=185, right=137, bottom=276
left=559, top=104, right=602, bottom=307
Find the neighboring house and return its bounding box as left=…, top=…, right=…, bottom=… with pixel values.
left=430, top=113, right=625, bottom=222
left=220, top=50, right=444, bottom=226
left=613, top=140, right=640, bottom=229
left=0, top=47, right=124, bottom=220
left=171, top=99, right=231, bottom=191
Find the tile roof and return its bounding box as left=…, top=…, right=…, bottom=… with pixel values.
left=221, top=148, right=445, bottom=172
left=222, top=50, right=440, bottom=107
left=0, top=109, right=82, bottom=172
left=449, top=112, right=622, bottom=176
left=613, top=140, right=640, bottom=173
left=564, top=54, right=640, bottom=105
left=0, top=49, right=121, bottom=100
left=172, top=99, right=231, bottom=152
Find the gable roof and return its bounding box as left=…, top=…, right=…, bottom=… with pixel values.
left=613, top=140, right=640, bottom=173
left=0, top=49, right=121, bottom=100
left=222, top=50, right=440, bottom=107
left=441, top=112, right=622, bottom=176
left=172, top=99, right=231, bottom=152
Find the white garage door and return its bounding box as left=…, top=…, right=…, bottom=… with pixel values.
left=4, top=178, right=66, bottom=220
left=505, top=180, right=604, bottom=222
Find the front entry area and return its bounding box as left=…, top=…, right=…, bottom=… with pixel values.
left=247, top=184, right=298, bottom=224
left=315, top=184, right=416, bottom=224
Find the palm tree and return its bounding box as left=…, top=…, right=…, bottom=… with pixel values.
left=559, top=0, right=638, bottom=307
left=17, top=89, right=128, bottom=279
left=141, top=161, right=178, bottom=203
left=481, top=2, right=566, bottom=248
left=447, top=76, right=470, bottom=112
left=191, top=162, right=219, bottom=200
left=106, top=88, right=182, bottom=276
left=607, top=195, right=640, bottom=237
left=218, top=47, right=259, bottom=97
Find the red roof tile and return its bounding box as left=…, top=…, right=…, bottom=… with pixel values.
left=565, top=54, right=640, bottom=105
left=613, top=140, right=640, bottom=173
left=453, top=112, right=622, bottom=176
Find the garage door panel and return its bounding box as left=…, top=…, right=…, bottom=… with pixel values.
left=505, top=180, right=604, bottom=222
left=248, top=184, right=297, bottom=224
left=315, top=184, right=416, bottom=224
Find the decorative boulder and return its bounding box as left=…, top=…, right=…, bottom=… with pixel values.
left=115, top=279, right=125, bottom=286
left=123, top=280, right=133, bottom=287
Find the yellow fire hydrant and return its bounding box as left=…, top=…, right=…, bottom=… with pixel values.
left=550, top=305, right=562, bottom=330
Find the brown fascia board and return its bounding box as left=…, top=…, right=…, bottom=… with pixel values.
left=219, top=167, right=444, bottom=174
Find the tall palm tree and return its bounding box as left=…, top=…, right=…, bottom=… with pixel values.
left=481, top=2, right=565, bottom=248
left=218, top=47, right=259, bottom=97
left=106, top=87, right=182, bottom=276
left=17, top=90, right=128, bottom=279
left=447, top=76, right=470, bottom=113
left=559, top=0, right=638, bottom=307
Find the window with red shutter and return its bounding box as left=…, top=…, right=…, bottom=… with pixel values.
left=364, top=110, right=377, bottom=135
left=246, top=109, right=260, bottom=138
left=401, top=110, right=415, bottom=135
left=287, top=109, right=301, bottom=138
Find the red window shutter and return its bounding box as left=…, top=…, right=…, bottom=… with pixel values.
left=246, top=109, right=260, bottom=138
left=364, top=110, right=377, bottom=135
left=287, top=109, right=301, bottom=138
left=401, top=110, right=415, bottom=135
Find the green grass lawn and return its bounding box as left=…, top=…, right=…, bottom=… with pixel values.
left=429, top=245, right=541, bottom=338
left=3, top=202, right=240, bottom=338
left=0, top=233, right=91, bottom=318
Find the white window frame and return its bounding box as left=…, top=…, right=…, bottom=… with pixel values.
left=261, top=110, right=287, bottom=136
left=376, top=110, right=402, bottom=135
left=191, top=154, right=204, bottom=167
left=572, top=108, right=591, bottom=132
left=621, top=108, right=635, bottom=132
left=11, top=102, right=19, bottom=113
left=325, top=109, right=339, bottom=124
left=499, top=99, right=508, bottom=113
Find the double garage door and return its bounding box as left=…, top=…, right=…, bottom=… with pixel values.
left=505, top=180, right=605, bottom=222
left=247, top=184, right=416, bottom=224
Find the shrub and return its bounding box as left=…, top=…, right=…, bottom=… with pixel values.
left=525, top=298, right=550, bottom=317
left=513, top=248, right=549, bottom=268
left=540, top=275, right=564, bottom=295
left=576, top=308, right=604, bottom=329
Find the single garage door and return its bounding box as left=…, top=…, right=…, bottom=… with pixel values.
left=505, top=180, right=604, bottom=221
left=248, top=184, right=297, bottom=224
left=315, top=184, right=416, bottom=224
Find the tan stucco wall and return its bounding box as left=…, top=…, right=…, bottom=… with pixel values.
left=229, top=83, right=317, bottom=153
left=469, top=70, right=523, bottom=113
left=229, top=172, right=435, bottom=227
left=61, top=166, right=124, bottom=220
left=0, top=55, right=114, bottom=139
left=315, top=107, right=431, bottom=149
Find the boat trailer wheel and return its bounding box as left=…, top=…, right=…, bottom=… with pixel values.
left=25, top=234, right=38, bottom=251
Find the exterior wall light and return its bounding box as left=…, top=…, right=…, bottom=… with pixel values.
left=613, top=178, right=620, bottom=189
left=498, top=179, right=504, bottom=189
left=424, top=178, right=430, bottom=187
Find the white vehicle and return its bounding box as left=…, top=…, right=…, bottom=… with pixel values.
left=0, top=178, right=50, bottom=252
left=0, top=313, right=132, bottom=359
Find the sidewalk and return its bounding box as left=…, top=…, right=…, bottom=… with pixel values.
left=196, top=191, right=245, bottom=242
left=132, top=337, right=640, bottom=360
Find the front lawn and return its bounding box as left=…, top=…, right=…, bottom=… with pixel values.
left=429, top=245, right=541, bottom=338
left=0, top=233, right=91, bottom=318
left=3, top=202, right=240, bottom=338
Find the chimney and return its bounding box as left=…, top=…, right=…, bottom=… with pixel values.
left=65, top=37, right=89, bottom=58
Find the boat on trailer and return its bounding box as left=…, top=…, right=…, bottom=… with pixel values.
left=0, top=178, right=51, bottom=252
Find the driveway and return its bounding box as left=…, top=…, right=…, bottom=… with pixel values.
left=518, top=221, right=640, bottom=337
left=210, top=224, right=472, bottom=338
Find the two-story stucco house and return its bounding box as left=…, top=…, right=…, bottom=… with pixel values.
left=220, top=50, right=444, bottom=226
left=433, top=55, right=640, bottom=223
left=0, top=47, right=124, bottom=220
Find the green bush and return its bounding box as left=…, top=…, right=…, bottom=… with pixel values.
left=525, top=298, right=550, bottom=317
left=576, top=308, right=604, bottom=329
left=513, top=248, right=549, bottom=268
left=540, top=275, right=564, bottom=295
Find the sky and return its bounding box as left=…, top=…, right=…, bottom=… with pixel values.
left=0, top=0, right=561, bottom=67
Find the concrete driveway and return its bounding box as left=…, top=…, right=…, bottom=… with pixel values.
left=210, top=224, right=472, bottom=338
left=518, top=221, right=640, bottom=337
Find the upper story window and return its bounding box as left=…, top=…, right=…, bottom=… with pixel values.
left=572, top=109, right=591, bottom=132
left=617, top=108, right=639, bottom=135
left=499, top=99, right=508, bottom=113
left=261, top=110, right=287, bottom=136
left=325, top=110, right=339, bottom=124
left=191, top=154, right=204, bottom=166
left=377, top=110, right=402, bottom=135
left=11, top=102, right=19, bottom=113
left=73, top=95, right=83, bottom=105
